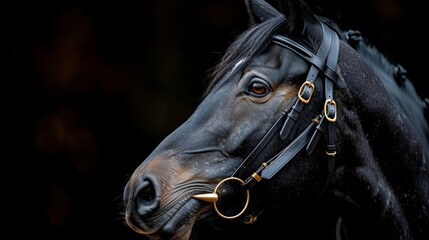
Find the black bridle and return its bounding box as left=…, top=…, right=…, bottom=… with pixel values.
left=193, top=22, right=346, bottom=222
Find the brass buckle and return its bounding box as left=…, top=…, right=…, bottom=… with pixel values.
left=193, top=177, right=250, bottom=219
left=324, top=99, right=337, bottom=122
left=326, top=150, right=336, bottom=156
left=298, top=81, right=315, bottom=104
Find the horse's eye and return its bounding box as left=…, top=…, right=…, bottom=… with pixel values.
left=246, top=79, right=271, bottom=97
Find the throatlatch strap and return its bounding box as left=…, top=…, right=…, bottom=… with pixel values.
left=322, top=28, right=340, bottom=192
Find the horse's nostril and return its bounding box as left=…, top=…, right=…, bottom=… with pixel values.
left=134, top=176, right=160, bottom=216
left=137, top=180, right=155, bottom=204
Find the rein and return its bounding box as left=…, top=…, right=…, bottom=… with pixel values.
left=193, top=22, right=345, bottom=223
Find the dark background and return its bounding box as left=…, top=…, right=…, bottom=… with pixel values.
left=3, top=0, right=427, bottom=239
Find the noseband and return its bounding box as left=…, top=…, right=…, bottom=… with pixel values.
left=194, top=22, right=345, bottom=222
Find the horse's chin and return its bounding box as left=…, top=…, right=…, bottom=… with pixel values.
left=146, top=223, right=194, bottom=240
left=137, top=198, right=207, bottom=240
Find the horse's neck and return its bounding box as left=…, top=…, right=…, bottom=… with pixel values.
left=332, top=166, right=414, bottom=239
left=331, top=42, right=429, bottom=239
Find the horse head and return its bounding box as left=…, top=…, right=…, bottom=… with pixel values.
left=123, top=0, right=429, bottom=239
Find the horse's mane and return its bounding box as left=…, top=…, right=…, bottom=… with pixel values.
left=344, top=30, right=429, bottom=156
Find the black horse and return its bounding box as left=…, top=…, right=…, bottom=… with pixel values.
left=123, top=0, right=429, bottom=239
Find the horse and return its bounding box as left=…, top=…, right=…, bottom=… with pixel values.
left=122, top=0, right=429, bottom=239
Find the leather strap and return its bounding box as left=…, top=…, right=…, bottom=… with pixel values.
left=261, top=119, right=317, bottom=179
left=306, top=28, right=339, bottom=192
left=277, top=23, right=333, bottom=141
left=321, top=28, right=340, bottom=192
left=232, top=98, right=297, bottom=177
left=272, top=35, right=345, bottom=88
left=261, top=29, right=340, bottom=186
left=242, top=117, right=320, bottom=189
left=233, top=23, right=342, bottom=194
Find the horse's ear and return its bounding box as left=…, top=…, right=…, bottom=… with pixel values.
left=245, top=0, right=318, bottom=36
left=282, top=0, right=319, bottom=36
left=245, top=0, right=282, bottom=24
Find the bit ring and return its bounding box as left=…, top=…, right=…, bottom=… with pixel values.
left=213, top=177, right=250, bottom=219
